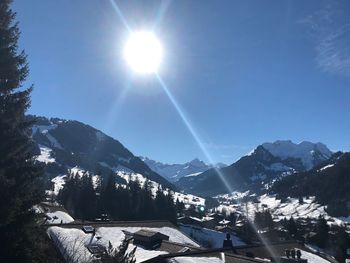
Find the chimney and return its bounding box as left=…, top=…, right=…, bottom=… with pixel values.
left=222, top=233, right=233, bottom=248
left=89, top=228, right=96, bottom=245
left=291, top=249, right=296, bottom=259
left=297, top=250, right=301, bottom=260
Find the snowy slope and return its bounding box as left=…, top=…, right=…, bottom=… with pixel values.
left=30, top=115, right=174, bottom=189
left=117, top=171, right=206, bottom=207
left=270, top=151, right=350, bottom=218
left=215, top=193, right=349, bottom=225
left=48, top=168, right=205, bottom=208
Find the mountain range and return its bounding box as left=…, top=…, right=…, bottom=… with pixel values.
left=140, top=157, right=226, bottom=182
left=176, top=140, right=333, bottom=196
left=31, top=115, right=347, bottom=213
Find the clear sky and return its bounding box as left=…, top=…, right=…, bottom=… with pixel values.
left=13, top=0, right=350, bottom=164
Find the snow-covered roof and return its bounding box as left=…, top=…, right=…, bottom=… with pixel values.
left=48, top=224, right=199, bottom=263
left=45, top=211, right=74, bottom=224
left=298, top=249, right=332, bottom=263
left=201, top=216, right=214, bottom=222
left=171, top=256, right=223, bottom=263
left=218, top=219, right=230, bottom=225
left=189, top=216, right=203, bottom=222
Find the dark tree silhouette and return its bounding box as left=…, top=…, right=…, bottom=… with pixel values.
left=59, top=173, right=178, bottom=224
left=0, top=1, right=53, bottom=261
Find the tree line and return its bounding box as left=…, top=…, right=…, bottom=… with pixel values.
left=58, top=173, right=181, bottom=224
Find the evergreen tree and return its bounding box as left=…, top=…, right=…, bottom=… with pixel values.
left=286, top=217, right=298, bottom=237
left=139, top=179, right=156, bottom=220
left=59, top=173, right=81, bottom=217
left=0, top=1, right=46, bottom=260
left=155, top=186, right=167, bottom=219
left=298, top=196, right=304, bottom=205
left=254, top=210, right=273, bottom=230
left=175, top=198, right=185, bottom=215
left=334, top=226, right=349, bottom=263
left=79, top=173, right=96, bottom=220
left=264, top=210, right=274, bottom=230
left=314, top=216, right=329, bottom=248
left=100, top=173, right=118, bottom=218
left=102, top=238, right=136, bottom=263
left=165, top=191, right=177, bottom=224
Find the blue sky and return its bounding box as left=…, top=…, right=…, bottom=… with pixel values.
left=13, top=0, right=350, bottom=164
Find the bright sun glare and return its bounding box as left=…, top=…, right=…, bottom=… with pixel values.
left=124, top=31, right=163, bottom=74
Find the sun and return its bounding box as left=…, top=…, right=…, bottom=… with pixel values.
left=123, top=31, right=163, bottom=74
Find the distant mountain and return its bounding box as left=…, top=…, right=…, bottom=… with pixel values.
left=261, top=140, right=332, bottom=170
left=141, top=157, right=226, bottom=182
left=270, top=151, right=350, bottom=217
left=29, top=115, right=174, bottom=189
left=176, top=140, right=333, bottom=196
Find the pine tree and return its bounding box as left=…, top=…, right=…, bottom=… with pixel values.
left=286, top=217, right=298, bottom=237
left=100, top=173, right=118, bottom=218
left=79, top=173, right=97, bottom=220
left=165, top=191, right=177, bottom=224
left=334, top=226, right=349, bottom=262
left=314, top=216, right=329, bottom=248
left=102, top=238, right=136, bottom=263
left=0, top=1, right=46, bottom=260
left=298, top=196, right=304, bottom=205
left=139, top=179, right=156, bottom=220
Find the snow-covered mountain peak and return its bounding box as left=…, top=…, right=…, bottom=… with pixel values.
left=262, top=140, right=332, bottom=170
left=188, top=158, right=206, bottom=167
left=142, top=157, right=226, bottom=182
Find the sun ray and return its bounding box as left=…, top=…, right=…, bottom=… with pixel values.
left=152, top=0, right=173, bottom=31
left=107, top=1, right=279, bottom=255
left=155, top=73, right=234, bottom=193
left=102, top=74, right=134, bottom=133
left=109, top=0, right=132, bottom=33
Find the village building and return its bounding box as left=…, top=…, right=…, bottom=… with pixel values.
left=46, top=219, right=338, bottom=263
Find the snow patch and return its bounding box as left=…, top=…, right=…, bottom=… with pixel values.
left=32, top=124, right=58, bottom=134
left=319, top=164, right=335, bottom=171
left=51, top=175, right=67, bottom=195
left=184, top=172, right=203, bottom=177
left=36, top=145, right=55, bottom=164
